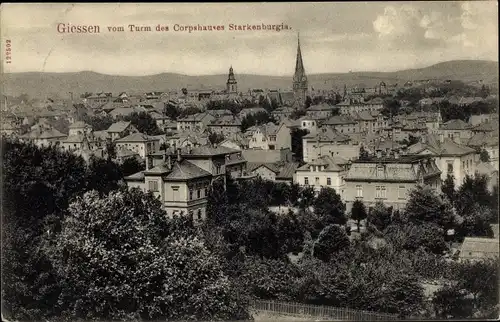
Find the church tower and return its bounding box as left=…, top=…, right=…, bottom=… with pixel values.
left=226, top=66, right=237, bottom=94
left=292, top=33, right=308, bottom=105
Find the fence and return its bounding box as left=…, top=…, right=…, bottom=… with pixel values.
left=250, top=299, right=399, bottom=321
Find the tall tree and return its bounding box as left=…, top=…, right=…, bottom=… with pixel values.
left=442, top=174, right=456, bottom=204
left=404, top=185, right=454, bottom=229
left=351, top=199, right=367, bottom=232
left=313, top=187, right=347, bottom=226
left=313, top=225, right=350, bottom=262
left=367, top=201, right=392, bottom=232
left=123, top=111, right=162, bottom=135
left=44, top=189, right=249, bottom=321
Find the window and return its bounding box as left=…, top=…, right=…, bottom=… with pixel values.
left=327, top=177, right=331, bottom=186
left=398, top=185, right=406, bottom=199
left=197, top=210, right=202, bottom=220
left=381, top=186, right=386, bottom=198
left=315, top=177, right=320, bottom=185
left=377, top=166, right=384, bottom=177
left=148, top=180, right=159, bottom=192
left=462, top=161, right=465, bottom=169
left=189, top=190, right=193, bottom=200
left=216, top=164, right=222, bottom=174
left=356, top=185, right=363, bottom=197
left=376, top=186, right=381, bottom=198
left=447, top=161, right=453, bottom=174
left=197, top=190, right=201, bottom=199
left=304, top=177, right=309, bottom=185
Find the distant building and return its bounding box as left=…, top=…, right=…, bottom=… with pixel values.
left=68, top=121, right=92, bottom=136
left=247, top=161, right=299, bottom=184
left=125, top=146, right=246, bottom=223
left=226, top=66, right=238, bottom=94
left=408, top=134, right=476, bottom=186
left=107, top=121, right=139, bottom=141
left=246, top=122, right=291, bottom=151
left=292, top=33, right=308, bottom=107
left=344, top=154, right=442, bottom=211
left=115, top=132, right=160, bottom=159
left=295, top=155, right=350, bottom=197
left=177, top=112, right=215, bottom=133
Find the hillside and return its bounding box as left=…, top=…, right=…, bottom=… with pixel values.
left=1, top=60, right=497, bottom=99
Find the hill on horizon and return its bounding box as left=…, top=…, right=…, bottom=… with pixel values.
left=2, top=60, right=498, bottom=99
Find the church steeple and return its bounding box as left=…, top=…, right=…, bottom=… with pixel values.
left=226, top=65, right=237, bottom=94
left=293, top=33, right=308, bottom=105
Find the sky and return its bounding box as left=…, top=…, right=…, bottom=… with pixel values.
left=1, top=2, right=498, bottom=76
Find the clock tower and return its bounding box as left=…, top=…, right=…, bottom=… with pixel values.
left=292, top=33, right=308, bottom=106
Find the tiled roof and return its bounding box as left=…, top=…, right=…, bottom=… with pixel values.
left=297, top=155, right=348, bottom=172
left=107, top=121, right=132, bottom=133
left=166, top=160, right=211, bottom=180
left=467, top=132, right=499, bottom=147
left=304, top=126, right=349, bottom=142
left=209, top=115, right=242, bottom=126
left=323, top=115, right=357, bottom=125
left=408, top=134, right=476, bottom=156
left=116, top=132, right=158, bottom=143
left=440, top=119, right=472, bottom=130
left=346, top=156, right=441, bottom=182
left=248, top=161, right=299, bottom=179
left=117, top=148, right=139, bottom=158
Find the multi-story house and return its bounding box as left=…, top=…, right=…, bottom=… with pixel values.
left=295, top=155, right=350, bottom=197
left=239, top=107, right=267, bottom=119
left=322, top=115, right=359, bottom=134
left=115, top=132, right=160, bottom=159
left=165, top=132, right=210, bottom=149
left=467, top=131, right=499, bottom=171
left=302, top=127, right=356, bottom=163
left=207, top=115, right=242, bottom=136
left=247, top=122, right=291, bottom=150
left=407, top=133, right=476, bottom=187
left=106, top=121, right=139, bottom=141
left=125, top=146, right=246, bottom=223
left=306, top=103, right=338, bottom=120
left=344, top=154, right=442, bottom=211
left=296, top=115, right=320, bottom=134
left=176, top=112, right=215, bottom=132
left=20, top=128, right=67, bottom=148
left=438, top=119, right=473, bottom=145
left=247, top=161, right=299, bottom=184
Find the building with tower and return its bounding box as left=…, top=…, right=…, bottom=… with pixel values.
left=292, top=33, right=308, bottom=106
left=226, top=66, right=238, bottom=94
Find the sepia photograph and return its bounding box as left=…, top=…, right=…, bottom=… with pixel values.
left=1, top=2, right=499, bottom=321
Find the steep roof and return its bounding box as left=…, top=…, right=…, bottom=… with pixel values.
left=165, top=160, right=212, bottom=180
left=107, top=121, right=132, bottom=133
left=408, top=134, right=476, bottom=156
left=346, top=155, right=441, bottom=182
left=116, top=132, right=158, bottom=143
left=440, top=119, right=472, bottom=130
left=297, top=155, right=348, bottom=172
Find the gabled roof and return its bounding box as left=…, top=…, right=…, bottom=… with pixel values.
left=307, top=103, right=336, bottom=111
left=165, top=160, right=212, bottom=180
left=408, top=134, right=476, bottom=156
left=116, top=132, right=158, bottom=143
left=22, top=128, right=67, bottom=139
left=107, top=121, right=132, bottom=133
left=297, top=155, right=348, bottom=172
left=440, top=119, right=472, bottom=130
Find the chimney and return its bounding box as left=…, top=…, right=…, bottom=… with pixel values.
left=177, top=148, right=182, bottom=162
